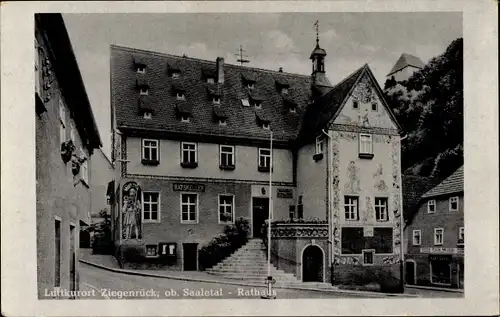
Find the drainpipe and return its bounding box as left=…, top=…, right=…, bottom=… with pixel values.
left=322, top=129, right=333, bottom=284
left=399, top=133, right=407, bottom=292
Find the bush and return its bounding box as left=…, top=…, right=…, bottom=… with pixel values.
left=198, top=217, right=250, bottom=270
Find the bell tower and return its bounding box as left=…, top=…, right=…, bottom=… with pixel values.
left=310, top=20, right=332, bottom=91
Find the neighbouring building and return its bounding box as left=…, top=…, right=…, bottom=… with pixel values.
left=35, top=14, right=102, bottom=298
left=109, top=35, right=405, bottom=285
left=404, top=166, right=464, bottom=289
left=386, top=53, right=425, bottom=82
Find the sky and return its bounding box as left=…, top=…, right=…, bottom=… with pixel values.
left=62, top=13, right=462, bottom=158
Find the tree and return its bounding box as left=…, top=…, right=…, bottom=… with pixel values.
left=385, top=38, right=463, bottom=178
left=92, top=208, right=112, bottom=254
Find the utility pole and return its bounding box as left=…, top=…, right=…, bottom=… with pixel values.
left=235, top=45, right=250, bottom=66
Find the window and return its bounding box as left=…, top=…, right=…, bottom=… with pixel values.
left=458, top=227, right=464, bottom=245
left=213, top=97, right=220, bottom=105
left=371, top=228, right=393, bottom=253
left=220, top=145, right=234, bottom=167
left=144, top=112, right=152, bottom=119
left=341, top=227, right=364, bottom=254
left=449, top=196, right=459, bottom=211
left=59, top=100, right=66, bottom=142
left=427, top=200, right=436, bottom=213
left=289, top=205, right=296, bottom=219
left=258, top=148, right=271, bottom=171
left=315, top=136, right=324, bottom=155
left=297, top=195, right=304, bottom=219
left=247, top=83, right=254, bottom=89
left=54, top=219, right=61, bottom=287
left=362, top=250, right=374, bottom=265
left=136, top=67, right=145, bottom=74
left=344, top=196, right=359, bottom=220
left=80, top=147, right=88, bottom=184
left=241, top=99, right=250, bottom=107
left=253, top=101, right=262, bottom=109
left=218, top=119, right=227, bottom=126
left=172, top=72, right=180, bottom=79
left=359, top=134, right=373, bottom=155
left=140, top=88, right=149, bottom=95
left=352, top=100, right=359, bottom=109
left=181, top=115, right=190, bottom=122
left=145, top=245, right=158, bottom=257
left=176, top=92, right=185, bottom=100
left=289, top=107, right=296, bottom=113
left=142, top=139, right=159, bottom=162
left=375, top=197, right=388, bottom=221
left=281, top=87, right=288, bottom=95
left=181, top=142, right=197, bottom=164
left=371, top=103, right=378, bottom=111
left=181, top=193, right=198, bottom=223
left=206, top=77, right=215, bottom=84
left=434, top=228, right=444, bottom=245
left=413, top=230, right=421, bottom=246
left=142, top=192, right=160, bottom=222
left=219, top=195, right=234, bottom=224
left=70, top=123, right=76, bottom=143
left=262, top=123, right=270, bottom=130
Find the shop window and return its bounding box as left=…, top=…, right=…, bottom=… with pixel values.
left=449, top=196, right=459, bottom=211
left=370, top=228, right=393, bottom=253
left=344, top=196, right=359, bottom=220
left=181, top=193, right=198, bottom=223
left=427, top=200, right=436, bottom=213
left=145, top=245, right=158, bottom=257
left=341, top=227, right=364, bottom=254
left=430, top=255, right=452, bottom=285
left=218, top=195, right=234, bottom=224
left=375, top=197, right=388, bottom=221
left=142, top=192, right=160, bottom=222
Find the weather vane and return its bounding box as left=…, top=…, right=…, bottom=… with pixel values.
left=314, top=20, right=320, bottom=46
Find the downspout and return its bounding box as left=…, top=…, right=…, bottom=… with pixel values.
left=322, top=129, right=333, bottom=283
left=399, top=133, right=407, bottom=291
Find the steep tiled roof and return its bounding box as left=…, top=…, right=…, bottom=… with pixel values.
left=111, top=45, right=313, bottom=143
left=421, top=166, right=464, bottom=199
left=402, top=174, right=442, bottom=226
left=387, top=53, right=425, bottom=76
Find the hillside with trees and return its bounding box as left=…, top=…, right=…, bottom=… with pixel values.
left=384, top=38, right=463, bottom=179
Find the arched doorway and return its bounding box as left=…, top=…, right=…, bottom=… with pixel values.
left=302, top=245, right=324, bottom=282
left=405, top=260, right=416, bottom=285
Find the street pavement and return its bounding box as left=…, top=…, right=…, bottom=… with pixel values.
left=79, top=262, right=368, bottom=299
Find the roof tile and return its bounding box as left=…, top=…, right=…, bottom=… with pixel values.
left=421, top=166, right=464, bottom=198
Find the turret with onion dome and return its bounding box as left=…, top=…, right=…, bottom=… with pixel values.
left=310, top=21, right=333, bottom=97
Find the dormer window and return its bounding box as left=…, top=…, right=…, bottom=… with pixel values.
left=241, top=99, right=250, bottom=107
left=289, top=107, right=296, bottom=113
left=144, top=112, right=152, bottom=119
left=281, top=87, right=288, bottom=94
left=253, top=101, right=262, bottom=109
left=213, top=97, right=221, bottom=105
left=181, top=115, right=190, bottom=122
left=207, top=77, right=215, bottom=84
left=262, top=123, right=270, bottom=130
left=140, top=88, right=149, bottom=95
left=247, top=83, right=254, bottom=90
left=172, top=72, right=180, bottom=79
left=219, top=119, right=227, bottom=126
left=177, top=92, right=185, bottom=100
left=136, top=67, right=146, bottom=74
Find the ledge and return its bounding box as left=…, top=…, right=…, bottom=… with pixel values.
left=258, top=166, right=270, bottom=173
left=313, top=153, right=324, bottom=162
left=358, top=153, right=374, bottom=159
left=180, top=162, right=198, bottom=168
left=219, top=164, right=235, bottom=171
left=141, top=159, right=160, bottom=166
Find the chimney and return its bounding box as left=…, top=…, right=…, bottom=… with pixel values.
left=216, top=57, right=224, bottom=84
left=278, top=67, right=283, bottom=72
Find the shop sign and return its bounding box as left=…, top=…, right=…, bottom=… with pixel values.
left=429, top=254, right=452, bottom=262
left=173, top=183, right=205, bottom=192
left=420, top=247, right=464, bottom=255
left=277, top=188, right=293, bottom=199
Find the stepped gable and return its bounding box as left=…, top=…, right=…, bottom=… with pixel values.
left=111, top=45, right=312, bottom=143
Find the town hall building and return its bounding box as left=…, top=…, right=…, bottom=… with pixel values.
left=109, top=35, right=406, bottom=286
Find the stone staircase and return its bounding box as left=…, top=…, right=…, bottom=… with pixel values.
left=206, top=239, right=331, bottom=288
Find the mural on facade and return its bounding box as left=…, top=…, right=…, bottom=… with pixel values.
left=391, top=139, right=402, bottom=261
left=331, top=132, right=341, bottom=261
left=351, top=75, right=374, bottom=104
left=373, top=163, right=388, bottom=192
left=122, top=181, right=142, bottom=240
left=344, top=161, right=361, bottom=193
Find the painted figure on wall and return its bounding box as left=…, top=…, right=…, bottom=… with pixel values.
left=122, top=182, right=142, bottom=240
left=344, top=161, right=361, bottom=193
